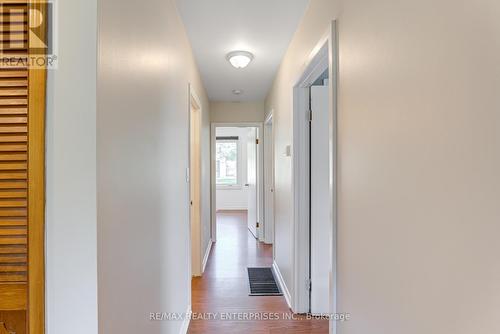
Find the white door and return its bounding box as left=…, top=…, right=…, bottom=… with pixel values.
left=246, top=128, right=258, bottom=238
left=310, top=84, right=330, bottom=314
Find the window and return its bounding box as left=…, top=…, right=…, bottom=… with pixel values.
left=216, top=138, right=239, bottom=186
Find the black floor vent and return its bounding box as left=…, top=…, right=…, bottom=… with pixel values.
left=247, top=267, right=283, bottom=296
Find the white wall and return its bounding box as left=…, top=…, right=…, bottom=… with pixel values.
left=97, top=0, right=210, bottom=333
left=45, top=0, right=98, bottom=333
left=216, top=127, right=249, bottom=211
left=266, top=0, right=500, bottom=333
left=210, top=101, right=265, bottom=123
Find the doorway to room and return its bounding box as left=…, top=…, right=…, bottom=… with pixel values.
left=210, top=124, right=266, bottom=243
left=291, top=22, right=338, bottom=318
left=189, top=87, right=203, bottom=277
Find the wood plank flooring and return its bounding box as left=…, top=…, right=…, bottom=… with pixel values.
left=189, top=211, right=328, bottom=333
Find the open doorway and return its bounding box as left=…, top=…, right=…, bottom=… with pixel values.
left=291, top=22, right=337, bottom=320
left=291, top=44, right=330, bottom=314
left=212, top=125, right=263, bottom=240
left=189, top=86, right=203, bottom=277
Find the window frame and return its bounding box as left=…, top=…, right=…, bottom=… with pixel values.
left=215, top=137, right=242, bottom=189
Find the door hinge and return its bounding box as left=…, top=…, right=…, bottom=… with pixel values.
left=309, top=109, right=313, bottom=122
left=256, top=222, right=260, bottom=228
left=307, top=278, right=312, bottom=292
left=256, top=138, right=259, bottom=145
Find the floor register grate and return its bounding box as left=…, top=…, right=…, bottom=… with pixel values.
left=247, top=267, right=283, bottom=296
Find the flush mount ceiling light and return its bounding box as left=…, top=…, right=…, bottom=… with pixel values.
left=232, top=89, right=244, bottom=95
left=226, top=51, right=254, bottom=69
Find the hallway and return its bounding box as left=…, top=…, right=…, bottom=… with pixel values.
left=21, top=0, right=499, bottom=333
left=189, top=211, right=328, bottom=333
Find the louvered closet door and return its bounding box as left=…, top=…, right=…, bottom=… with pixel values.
left=0, top=1, right=46, bottom=334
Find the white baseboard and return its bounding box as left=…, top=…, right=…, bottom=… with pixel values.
left=202, top=239, right=213, bottom=273
left=264, top=234, right=274, bottom=245
left=179, top=305, right=192, bottom=334
left=272, top=261, right=292, bottom=309
left=216, top=207, right=248, bottom=211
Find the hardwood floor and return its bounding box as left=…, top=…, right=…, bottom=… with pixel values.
left=189, top=211, right=328, bottom=333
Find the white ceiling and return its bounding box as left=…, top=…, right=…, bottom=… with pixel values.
left=176, top=0, right=310, bottom=102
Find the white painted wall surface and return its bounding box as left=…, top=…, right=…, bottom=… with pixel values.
left=98, top=0, right=209, bottom=333
left=210, top=101, right=266, bottom=123
left=45, top=0, right=98, bottom=333
left=266, top=0, right=500, bottom=333
left=216, top=188, right=248, bottom=210
left=216, top=127, right=249, bottom=211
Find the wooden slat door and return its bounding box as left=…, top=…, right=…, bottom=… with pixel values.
left=0, top=1, right=46, bottom=333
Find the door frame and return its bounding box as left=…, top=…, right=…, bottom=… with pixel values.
left=210, top=122, right=264, bottom=243
left=188, top=84, right=203, bottom=277
left=291, top=21, right=338, bottom=328
left=263, top=112, right=275, bottom=245
left=29, top=1, right=48, bottom=333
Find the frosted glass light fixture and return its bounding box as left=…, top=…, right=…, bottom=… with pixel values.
left=226, top=51, right=254, bottom=69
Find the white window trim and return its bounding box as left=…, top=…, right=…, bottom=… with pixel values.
left=216, top=138, right=242, bottom=189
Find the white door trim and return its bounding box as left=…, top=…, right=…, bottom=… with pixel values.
left=291, top=21, right=338, bottom=329
left=210, top=122, right=264, bottom=243
left=328, top=21, right=339, bottom=334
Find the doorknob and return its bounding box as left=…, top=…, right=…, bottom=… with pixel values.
left=244, top=184, right=250, bottom=187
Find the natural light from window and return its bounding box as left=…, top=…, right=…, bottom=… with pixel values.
left=216, top=140, right=238, bottom=186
